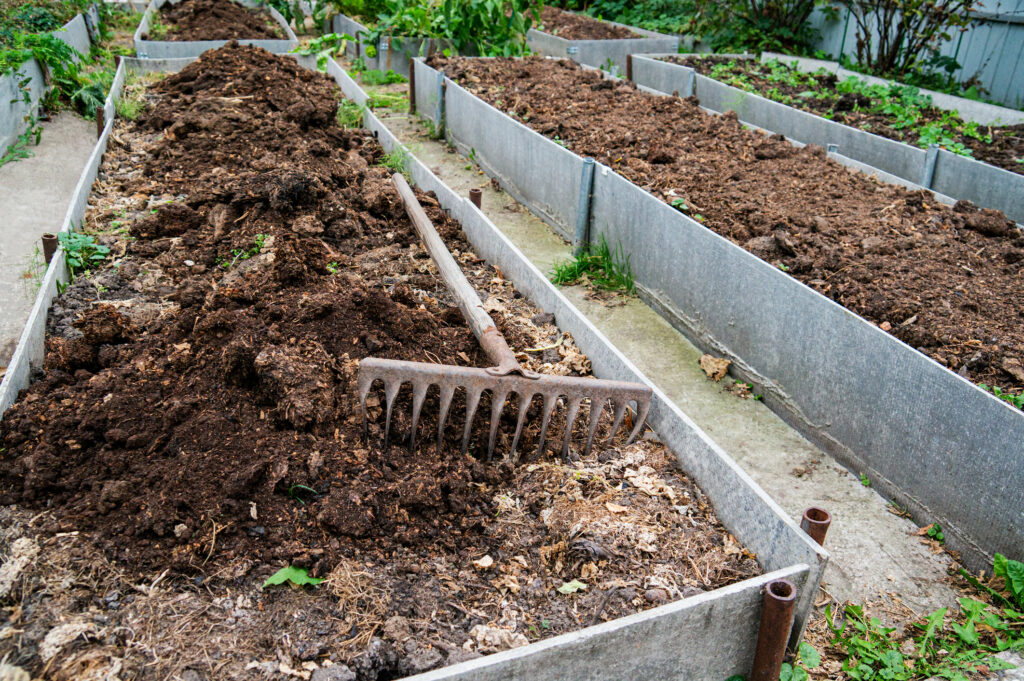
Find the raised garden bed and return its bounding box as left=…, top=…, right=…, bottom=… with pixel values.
left=628, top=53, right=1024, bottom=225
left=0, top=45, right=825, bottom=680
left=526, top=8, right=677, bottom=76
left=668, top=55, right=1024, bottom=176
left=134, top=0, right=297, bottom=58
left=414, top=55, right=1024, bottom=572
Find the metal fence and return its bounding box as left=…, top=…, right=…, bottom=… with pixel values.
left=808, top=0, right=1024, bottom=109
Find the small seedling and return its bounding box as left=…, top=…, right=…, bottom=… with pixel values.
left=58, top=231, right=110, bottom=277
left=926, top=523, right=945, bottom=543
left=551, top=235, right=635, bottom=294
left=860, top=473, right=871, bottom=486
left=263, top=565, right=324, bottom=588
left=288, top=484, right=318, bottom=505
left=219, top=233, right=268, bottom=269
left=327, top=261, right=340, bottom=274
left=778, top=263, right=791, bottom=272
left=671, top=198, right=688, bottom=211
left=979, top=384, right=1023, bottom=410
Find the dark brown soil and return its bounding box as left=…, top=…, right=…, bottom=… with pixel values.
left=154, top=0, right=285, bottom=41
left=670, top=56, right=1024, bottom=177
left=539, top=6, right=638, bottom=40
left=0, top=45, right=758, bottom=679
left=431, top=56, right=1024, bottom=399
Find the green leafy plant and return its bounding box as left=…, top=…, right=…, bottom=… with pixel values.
left=146, top=14, right=172, bottom=40
left=0, top=116, right=41, bottom=167
left=360, top=68, right=406, bottom=85
left=551, top=235, right=635, bottom=294
left=366, top=0, right=542, bottom=58
left=336, top=98, right=365, bottom=128
left=994, top=553, right=1024, bottom=608
left=263, top=565, right=325, bottom=588
left=57, top=230, right=110, bottom=277
left=291, top=32, right=353, bottom=70
left=860, top=473, right=870, bottom=486
left=219, top=233, right=269, bottom=269
left=377, top=147, right=410, bottom=175
left=979, top=384, right=1023, bottom=411
left=926, top=523, right=945, bottom=544
left=779, top=641, right=820, bottom=681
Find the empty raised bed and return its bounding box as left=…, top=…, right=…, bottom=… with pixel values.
left=415, top=55, right=1024, bottom=570
left=0, top=45, right=824, bottom=680
left=527, top=7, right=678, bottom=75
left=628, top=53, right=1024, bottom=224
left=134, top=0, right=297, bottom=58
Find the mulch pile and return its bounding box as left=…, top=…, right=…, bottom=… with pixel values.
left=157, top=0, right=285, bottom=41
left=538, top=6, right=638, bottom=40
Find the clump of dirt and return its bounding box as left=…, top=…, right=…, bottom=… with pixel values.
left=538, top=6, right=639, bottom=40
left=153, top=0, right=285, bottom=41
left=0, top=45, right=759, bottom=679
left=431, top=55, right=1024, bottom=398
left=669, top=56, right=1024, bottom=177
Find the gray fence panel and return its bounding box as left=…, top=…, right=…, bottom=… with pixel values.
left=445, top=79, right=584, bottom=234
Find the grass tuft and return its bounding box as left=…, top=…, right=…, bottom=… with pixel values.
left=551, top=236, right=634, bottom=294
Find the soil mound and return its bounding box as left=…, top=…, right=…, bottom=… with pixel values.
left=538, top=6, right=639, bottom=40
left=156, top=0, right=285, bottom=41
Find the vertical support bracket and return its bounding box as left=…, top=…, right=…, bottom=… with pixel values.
left=684, top=70, right=696, bottom=98
left=626, top=54, right=633, bottom=82
left=573, top=158, right=597, bottom=256
left=750, top=579, right=798, bottom=681
left=380, top=36, right=390, bottom=71
left=408, top=57, right=417, bottom=115
left=434, top=71, right=446, bottom=139
left=826, top=143, right=839, bottom=154
left=920, top=144, right=939, bottom=189
left=95, top=105, right=104, bottom=139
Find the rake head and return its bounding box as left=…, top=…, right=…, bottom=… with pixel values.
left=358, top=357, right=652, bottom=463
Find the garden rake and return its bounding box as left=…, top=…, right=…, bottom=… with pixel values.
left=357, top=174, right=653, bottom=463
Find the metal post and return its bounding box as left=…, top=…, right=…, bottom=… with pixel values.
left=381, top=36, right=390, bottom=72
left=573, top=158, right=596, bottom=256
left=435, top=71, right=446, bottom=139
left=921, top=144, right=940, bottom=189
left=409, top=57, right=417, bottom=115
left=626, top=54, right=633, bottom=82
left=95, top=105, right=104, bottom=138
left=469, top=188, right=482, bottom=209
left=41, top=233, right=58, bottom=264
left=800, top=507, right=832, bottom=545
left=750, top=579, right=798, bottom=681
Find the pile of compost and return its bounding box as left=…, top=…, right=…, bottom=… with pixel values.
left=153, top=0, right=285, bottom=41
left=538, top=6, right=639, bottom=40
left=0, top=44, right=758, bottom=679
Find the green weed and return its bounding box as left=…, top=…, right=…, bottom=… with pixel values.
left=0, top=116, right=41, bottom=167
left=360, top=68, right=406, bottom=85
left=979, top=384, right=1023, bottom=411
left=146, top=15, right=172, bottom=40
left=860, top=473, right=871, bottom=486
left=377, top=147, right=410, bottom=176
left=366, top=90, right=409, bottom=112
left=551, top=235, right=635, bottom=294
left=291, top=32, right=353, bottom=71
left=336, top=99, right=364, bottom=128
left=57, top=230, right=110, bottom=277
left=219, top=233, right=268, bottom=269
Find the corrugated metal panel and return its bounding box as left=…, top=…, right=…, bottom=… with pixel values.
left=807, top=1, right=1024, bottom=109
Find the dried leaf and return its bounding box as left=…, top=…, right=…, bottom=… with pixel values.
left=605, top=502, right=628, bottom=514
left=557, top=579, right=587, bottom=594
left=699, top=354, right=731, bottom=381
left=472, top=555, right=494, bottom=570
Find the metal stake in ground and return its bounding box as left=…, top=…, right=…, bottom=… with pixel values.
left=357, top=174, right=653, bottom=463
left=750, top=579, right=798, bottom=681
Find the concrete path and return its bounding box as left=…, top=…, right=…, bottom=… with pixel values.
left=383, top=109, right=959, bottom=615
left=0, top=113, right=95, bottom=373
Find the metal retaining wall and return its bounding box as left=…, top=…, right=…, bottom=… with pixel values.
left=0, top=52, right=826, bottom=678
left=412, top=58, right=1024, bottom=573
left=134, top=0, right=297, bottom=58
left=1, top=12, right=96, bottom=153
left=526, top=17, right=678, bottom=75
left=630, top=54, right=1024, bottom=225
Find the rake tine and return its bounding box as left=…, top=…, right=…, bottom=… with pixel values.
left=486, top=388, right=510, bottom=463
left=382, top=379, right=402, bottom=451
left=408, top=381, right=430, bottom=452
left=624, top=397, right=652, bottom=445
left=461, top=387, right=483, bottom=455
left=607, top=399, right=629, bottom=443
left=436, top=384, right=455, bottom=453
left=535, top=392, right=558, bottom=458
left=509, top=392, right=534, bottom=464
left=560, top=395, right=584, bottom=463
left=583, top=397, right=606, bottom=457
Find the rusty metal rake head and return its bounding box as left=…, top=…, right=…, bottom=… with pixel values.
left=358, top=357, right=651, bottom=462
left=357, top=174, right=653, bottom=463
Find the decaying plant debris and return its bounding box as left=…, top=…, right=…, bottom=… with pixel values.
left=0, top=44, right=759, bottom=679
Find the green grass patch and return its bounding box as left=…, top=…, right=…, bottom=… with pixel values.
left=551, top=236, right=634, bottom=294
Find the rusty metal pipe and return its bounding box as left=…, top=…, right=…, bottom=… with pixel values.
left=41, top=233, right=58, bottom=264
left=95, top=106, right=104, bottom=138
left=750, top=579, right=797, bottom=681
left=469, top=188, right=482, bottom=209
left=801, top=507, right=832, bottom=545
left=626, top=54, right=633, bottom=82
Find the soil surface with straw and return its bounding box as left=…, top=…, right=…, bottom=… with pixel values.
left=538, top=6, right=639, bottom=40
left=431, top=55, right=1024, bottom=400
left=0, top=44, right=759, bottom=679
left=154, top=0, right=285, bottom=41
